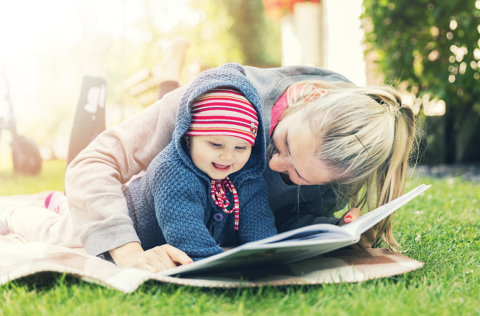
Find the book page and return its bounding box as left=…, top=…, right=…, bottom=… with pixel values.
left=157, top=236, right=355, bottom=277
left=341, top=184, right=431, bottom=238
left=243, top=223, right=353, bottom=248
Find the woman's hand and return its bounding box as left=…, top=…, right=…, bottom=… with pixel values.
left=338, top=208, right=376, bottom=249
left=109, top=242, right=192, bottom=273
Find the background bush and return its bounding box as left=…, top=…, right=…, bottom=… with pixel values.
left=363, top=0, right=480, bottom=164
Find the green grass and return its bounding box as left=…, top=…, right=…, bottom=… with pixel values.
left=1, top=160, right=479, bottom=315
left=0, top=160, right=66, bottom=194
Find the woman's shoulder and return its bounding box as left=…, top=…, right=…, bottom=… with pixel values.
left=244, top=65, right=353, bottom=84
left=244, top=65, right=354, bottom=112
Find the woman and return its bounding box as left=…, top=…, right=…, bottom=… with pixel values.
left=65, top=63, right=415, bottom=272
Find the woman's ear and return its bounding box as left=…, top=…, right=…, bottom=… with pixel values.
left=303, top=90, right=329, bottom=105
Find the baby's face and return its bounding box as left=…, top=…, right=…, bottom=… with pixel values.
left=189, top=135, right=252, bottom=180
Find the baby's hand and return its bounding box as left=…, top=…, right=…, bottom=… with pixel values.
left=338, top=208, right=375, bottom=249
left=110, top=242, right=192, bottom=272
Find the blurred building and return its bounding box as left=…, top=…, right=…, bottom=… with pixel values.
left=279, top=0, right=366, bottom=86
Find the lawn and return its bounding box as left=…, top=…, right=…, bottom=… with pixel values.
left=0, top=160, right=479, bottom=316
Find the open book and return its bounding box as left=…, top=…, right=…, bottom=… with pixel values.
left=157, top=184, right=431, bottom=277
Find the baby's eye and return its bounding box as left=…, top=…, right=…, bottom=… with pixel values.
left=210, top=142, right=222, bottom=147
left=235, top=146, right=247, bottom=150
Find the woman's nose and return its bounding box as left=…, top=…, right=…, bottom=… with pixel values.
left=269, top=153, right=288, bottom=172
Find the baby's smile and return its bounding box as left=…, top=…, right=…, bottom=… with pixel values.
left=212, top=162, right=231, bottom=171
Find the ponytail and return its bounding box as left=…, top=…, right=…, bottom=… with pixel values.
left=373, top=105, right=416, bottom=247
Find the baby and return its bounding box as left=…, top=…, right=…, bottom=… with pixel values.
left=124, top=86, right=277, bottom=261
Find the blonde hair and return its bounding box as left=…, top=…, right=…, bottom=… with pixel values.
left=282, top=80, right=417, bottom=248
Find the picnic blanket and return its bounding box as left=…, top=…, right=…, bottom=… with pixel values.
left=0, top=193, right=424, bottom=292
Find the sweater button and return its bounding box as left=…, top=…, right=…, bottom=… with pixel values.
left=213, top=213, right=223, bottom=221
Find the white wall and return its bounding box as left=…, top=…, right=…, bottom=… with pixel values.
left=323, top=0, right=366, bottom=86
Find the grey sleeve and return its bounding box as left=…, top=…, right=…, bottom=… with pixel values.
left=65, top=84, right=189, bottom=256
left=272, top=188, right=344, bottom=233
left=274, top=211, right=340, bottom=233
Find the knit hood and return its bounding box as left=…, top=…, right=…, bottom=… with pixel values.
left=172, top=63, right=267, bottom=185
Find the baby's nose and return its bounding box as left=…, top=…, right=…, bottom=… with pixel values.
left=220, top=151, right=234, bottom=161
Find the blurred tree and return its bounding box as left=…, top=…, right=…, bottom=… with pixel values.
left=105, top=0, right=281, bottom=112
left=180, top=0, right=281, bottom=68
left=363, top=0, right=480, bottom=164
left=178, top=0, right=245, bottom=68
left=1, top=0, right=281, bottom=160
left=224, top=0, right=282, bottom=67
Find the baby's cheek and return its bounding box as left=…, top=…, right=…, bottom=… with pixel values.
left=239, top=153, right=251, bottom=169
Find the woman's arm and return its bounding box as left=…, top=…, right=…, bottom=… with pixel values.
left=65, top=84, right=189, bottom=256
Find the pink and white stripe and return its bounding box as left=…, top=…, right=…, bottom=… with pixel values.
left=185, top=88, right=259, bottom=146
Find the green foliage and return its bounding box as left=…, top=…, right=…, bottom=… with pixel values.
left=221, top=0, right=282, bottom=67
left=363, top=0, right=480, bottom=163
left=181, top=0, right=281, bottom=68
left=1, top=161, right=480, bottom=315
left=179, top=0, right=245, bottom=68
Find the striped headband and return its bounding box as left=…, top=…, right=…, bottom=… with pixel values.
left=184, top=87, right=259, bottom=146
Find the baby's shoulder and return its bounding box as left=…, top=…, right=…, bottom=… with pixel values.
left=148, top=143, right=183, bottom=171
left=143, top=145, right=201, bottom=184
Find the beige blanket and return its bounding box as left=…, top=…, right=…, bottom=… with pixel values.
left=0, top=193, right=423, bottom=292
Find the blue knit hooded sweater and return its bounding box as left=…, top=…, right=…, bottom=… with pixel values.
left=124, top=63, right=277, bottom=261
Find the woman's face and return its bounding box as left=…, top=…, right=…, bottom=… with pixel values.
left=268, top=108, right=334, bottom=185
